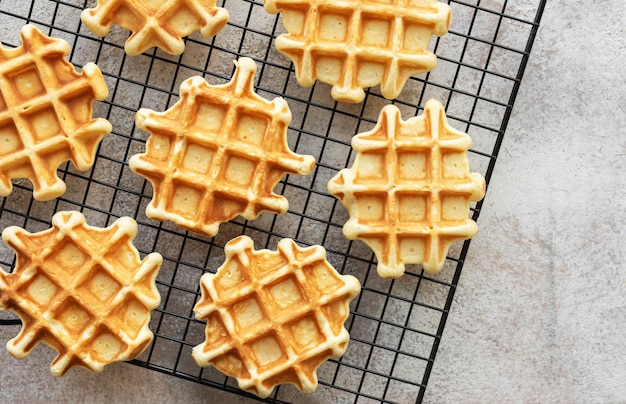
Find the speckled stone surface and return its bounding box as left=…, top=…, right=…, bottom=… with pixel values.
left=1, top=0, right=624, bottom=403
left=426, top=1, right=626, bottom=402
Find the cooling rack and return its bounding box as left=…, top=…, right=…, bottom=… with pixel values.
left=0, top=0, right=546, bottom=402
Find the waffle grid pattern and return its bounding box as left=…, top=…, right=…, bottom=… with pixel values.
left=0, top=25, right=111, bottom=201
left=81, top=0, right=229, bottom=56
left=129, top=57, right=315, bottom=236
left=265, top=0, right=451, bottom=102
left=0, top=211, right=161, bottom=375
left=328, top=100, right=485, bottom=278
left=192, top=236, right=360, bottom=398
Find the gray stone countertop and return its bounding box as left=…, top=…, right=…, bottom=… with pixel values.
left=1, top=0, right=624, bottom=402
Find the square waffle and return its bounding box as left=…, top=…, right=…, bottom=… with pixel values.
left=327, top=99, right=486, bottom=278
left=264, top=0, right=451, bottom=103
left=0, top=211, right=162, bottom=375
left=192, top=236, right=361, bottom=398
left=129, top=57, right=316, bottom=236
left=0, top=25, right=111, bottom=201
left=81, top=0, right=229, bottom=56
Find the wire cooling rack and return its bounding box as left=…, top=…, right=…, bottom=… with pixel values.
left=0, top=0, right=546, bottom=402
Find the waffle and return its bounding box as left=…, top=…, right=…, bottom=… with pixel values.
left=81, top=0, right=229, bottom=56
left=327, top=100, right=485, bottom=278
left=0, top=211, right=162, bottom=375
left=0, top=25, right=111, bottom=201
left=264, top=0, right=451, bottom=103
left=192, top=236, right=361, bottom=398
left=129, top=57, right=316, bottom=236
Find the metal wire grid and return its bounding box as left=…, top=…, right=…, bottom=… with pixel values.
left=0, top=0, right=546, bottom=402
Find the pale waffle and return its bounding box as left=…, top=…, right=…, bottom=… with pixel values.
left=129, top=57, right=316, bottom=236
left=327, top=100, right=486, bottom=278
left=264, top=0, right=451, bottom=103
left=81, top=0, right=229, bottom=56
left=192, top=236, right=361, bottom=398
left=0, top=211, right=162, bottom=375
left=0, top=25, right=112, bottom=201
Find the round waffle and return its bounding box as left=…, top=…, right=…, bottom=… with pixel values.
left=264, top=0, right=451, bottom=103
left=81, top=0, right=229, bottom=56
left=192, top=236, right=361, bottom=398
left=0, top=211, right=162, bottom=375
left=0, top=25, right=111, bottom=201
left=129, top=57, right=316, bottom=236
left=327, top=99, right=486, bottom=277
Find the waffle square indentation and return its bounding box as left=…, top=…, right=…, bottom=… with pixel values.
left=23, top=272, right=59, bottom=308
left=182, top=142, right=215, bottom=174
left=56, top=298, right=93, bottom=338
left=9, top=65, right=45, bottom=100
left=0, top=122, right=23, bottom=156
left=87, top=266, right=121, bottom=303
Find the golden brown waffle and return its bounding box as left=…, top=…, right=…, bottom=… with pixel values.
left=81, top=0, right=229, bottom=56
left=192, top=236, right=361, bottom=397
left=129, top=57, right=316, bottom=236
left=0, top=211, right=162, bottom=376
left=0, top=25, right=111, bottom=201
left=264, top=0, right=451, bottom=103
left=327, top=99, right=485, bottom=278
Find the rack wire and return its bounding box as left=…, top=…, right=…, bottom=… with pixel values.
left=0, top=0, right=546, bottom=402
